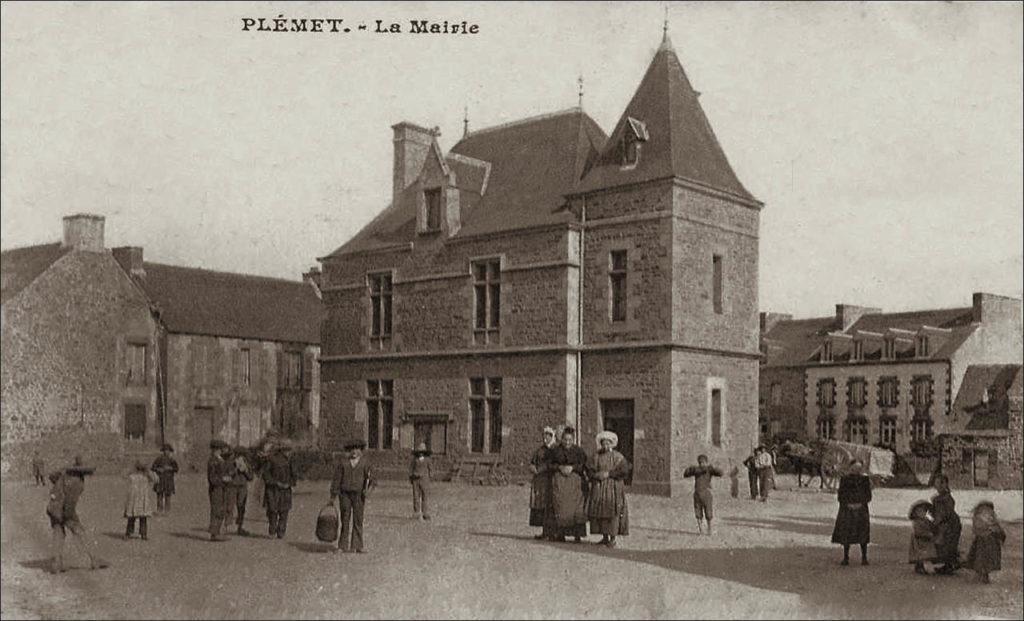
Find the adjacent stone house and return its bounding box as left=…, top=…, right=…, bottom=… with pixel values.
left=318, top=33, right=762, bottom=495
left=760, top=294, right=1023, bottom=459
left=1, top=215, right=323, bottom=475
left=938, top=364, right=1022, bottom=490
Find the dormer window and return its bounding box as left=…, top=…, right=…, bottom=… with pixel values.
left=821, top=340, right=833, bottom=363
left=882, top=338, right=896, bottom=360
left=620, top=117, right=649, bottom=169
left=915, top=335, right=930, bottom=358
left=423, top=188, right=442, bottom=232
left=851, top=339, right=864, bottom=362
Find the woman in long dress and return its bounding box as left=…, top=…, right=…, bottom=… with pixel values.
left=545, top=427, right=588, bottom=543
left=831, top=459, right=872, bottom=565
left=930, top=473, right=962, bottom=574
left=529, top=427, right=557, bottom=539
left=586, top=430, right=631, bottom=547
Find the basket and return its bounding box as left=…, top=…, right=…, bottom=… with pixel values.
left=315, top=503, right=339, bottom=543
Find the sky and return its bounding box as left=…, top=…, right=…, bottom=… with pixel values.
left=1, top=1, right=1021, bottom=318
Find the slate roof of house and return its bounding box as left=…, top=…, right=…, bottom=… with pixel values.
left=952, top=364, right=1022, bottom=431
left=762, top=306, right=979, bottom=367
left=0, top=243, right=70, bottom=305
left=573, top=35, right=757, bottom=202
left=327, top=108, right=606, bottom=257
left=136, top=262, right=321, bottom=344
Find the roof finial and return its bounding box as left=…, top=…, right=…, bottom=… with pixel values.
left=577, top=74, right=584, bottom=109
left=463, top=104, right=469, bottom=137
left=660, top=3, right=673, bottom=50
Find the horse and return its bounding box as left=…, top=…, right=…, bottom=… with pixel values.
left=779, top=440, right=838, bottom=490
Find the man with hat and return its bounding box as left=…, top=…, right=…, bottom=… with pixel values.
left=409, top=442, right=433, bottom=521
left=226, top=446, right=255, bottom=536
left=754, top=444, right=774, bottom=502
left=330, top=439, right=373, bottom=553
left=262, top=438, right=298, bottom=539
left=151, top=443, right=179, bottom=515
left=46, top=456, right=109, bottom=573
left=207, top=439, right=233, bottom=541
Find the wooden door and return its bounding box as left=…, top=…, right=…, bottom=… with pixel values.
left=601, top=399, right=635, bottom=485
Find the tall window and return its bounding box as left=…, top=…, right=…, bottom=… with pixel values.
left=126, top=343, right=147, bottom=385
left=816, top=417, right=834, bottom=440
left=851, top=340, right=864, bottom=362
left=366, top=380, right=394, bottom=450
left=124, top=404, right=146, bottom=441
left=878, top=376, right=899, bottom=408
left=712, top=254, right=724, bottom=314
left=879, top=417, right=897, bottom=447
left=770, top=382, right=782, bottom=406
left=821, top=340, right=833, bottom=363
left=369, top=273, right=393, bottom=343
left=424, top=188, right=442, bottom=231
left=911, top=375, right=934, bottom=410
left=239, top=348, right=252, bottom=386
left=882, top=338, right=896, bottom=360
left=817, top=378, right=836, bottom=408
left=847, top=377, right=867, bottom=409
left=609, top=250, right=628, bottom=322
left=911, top=416, right=933, bottom=443
left=473, top=260, right=501, bottom=343
left=915, top=335, right=930, bottom=358
left=621, top=135, right=639, bottom=167
left=845, top=418, right=868, bottom=444
left=710, top=388, right=723, bottom=447
left=469, top=377, right=502, bottom=453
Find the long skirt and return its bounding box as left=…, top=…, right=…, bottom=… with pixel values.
left=529, top=473, right=550, bottom=527
left=935, top=518, right=962, bottom=565
left=586, top=479, right=629, bottom=536
left=966, top=533, right=1003, bottom=573
left=831, top=504, right=870, bottom=545
left=546, top=472, right=587, bottom=538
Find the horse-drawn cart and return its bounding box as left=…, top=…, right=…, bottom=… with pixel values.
left=820, top=440, right=895, bottom=484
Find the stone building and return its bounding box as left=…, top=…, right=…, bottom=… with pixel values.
left=318, top=33, right=762, bottom=495
left=759, top=294, right=1023, bottom=458
left=938, top=364, right=1022, bottom=490
left=1, top=215, right=160, bottom=475
left=1, top=215, right=322, bottom=475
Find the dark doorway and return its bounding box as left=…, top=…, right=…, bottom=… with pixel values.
left=600, top=399, right=635, bottom=485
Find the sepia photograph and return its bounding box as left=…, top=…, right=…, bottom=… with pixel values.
left=1, top=2, right=1022, bottom=619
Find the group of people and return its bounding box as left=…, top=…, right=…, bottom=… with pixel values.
left=528, top=426, right=632, bottom=547
left=742, top=444, right=776, bottom=501
left=831, top=461, right=1006, bottom=583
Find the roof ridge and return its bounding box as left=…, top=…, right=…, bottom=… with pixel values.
left=863, top=306, right=973, bottom=319
left=143, top=261, right=308, bottom=286
left=0, top=240, right=63, bottom=255
left=461, top=107, right=583, bottom=139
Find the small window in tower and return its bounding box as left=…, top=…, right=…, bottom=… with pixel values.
left=424, top=188, right=442, bottom=232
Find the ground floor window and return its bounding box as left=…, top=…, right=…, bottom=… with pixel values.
left=816, top=417, right=834, bottom=440
left=366, top=380, right=394, bottom=449
left=911, top=416, right=933, bottom=442
left=413, top=418, right=448, bottom=454
left=469, top=377, right=502, bottom=453
left=124, top=404, right=146, bottom=441
left=845, top=418, right=868, bottom=444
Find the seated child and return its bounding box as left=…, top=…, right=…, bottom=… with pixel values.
left=683, top=455, right=723, bottom=535
left=966, top=501, right=1006, bottom=584
left=907, top=500, right=938, bottom=575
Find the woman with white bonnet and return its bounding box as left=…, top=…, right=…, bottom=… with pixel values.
left=586, top=430, right=632, bottom=547
left=529, top=427, right=557, bottom=539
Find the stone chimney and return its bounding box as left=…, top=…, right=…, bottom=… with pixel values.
left=759, top=312, right=792, bottom=333
left=61, top=214, right=105, bottom=252
left=112, top=246, right=145, bottom=278
left=303, top=266, right=322, bottom=299
left=835, top=304, right=881, bottom=331
left=972, top=292, right=1022, bottom=324
left=392, top=122, right=438, bottom=206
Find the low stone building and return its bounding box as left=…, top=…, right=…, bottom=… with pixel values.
left=938, top=364, right=1022, bottom=490
left=1, top=215, right=322, bottom=476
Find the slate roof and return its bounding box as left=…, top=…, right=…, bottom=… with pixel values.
left=762, top=306, right=980, bottom=367
left=953, top=364, right=1023, bottom=431
left=137, top=262, right=321, bottom=344
left=327, top=108, right=606, bottom=257
left=574, top=35, right=757, bottom=202
left=0, top=243, right=70, bottom=305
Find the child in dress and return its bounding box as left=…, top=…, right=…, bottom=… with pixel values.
left=907, top=500, right=937, bottom=575
left=966, top=501, right=1006, bottom=584
left=124, top=461, right=158, bottom=540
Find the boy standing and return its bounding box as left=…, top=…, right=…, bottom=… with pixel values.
left=330, top=439, right=373, bottom=553
left=410, top=443, right=433, bottom=521
left=47, top=456, right=110, bottom=573
left=228, top=446, right=254, bottom=536
left=151, top=444, right=179, bottom=514
left=207, top=439, right=232, bottom=541
left=683, top=454, right=723, bottom=535
left=263, top=440, right=298, bottom=539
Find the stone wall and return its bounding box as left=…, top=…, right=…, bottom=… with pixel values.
left=1, top=250, right=159, bottom=478
left=939, top=433, right=1022, bottom=490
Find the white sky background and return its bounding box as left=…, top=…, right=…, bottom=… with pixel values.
left=1, top=1, right=1021, bottom=318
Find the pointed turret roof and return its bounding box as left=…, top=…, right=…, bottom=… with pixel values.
left=575, top=36, right=757, bottom=203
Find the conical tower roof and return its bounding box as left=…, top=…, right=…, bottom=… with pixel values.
left=575, top=35, right=756, bottom=203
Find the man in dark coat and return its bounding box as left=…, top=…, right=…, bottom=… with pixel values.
left=742, top=449, right=760, bottom=500
left=263, top=440, right=298, bottom=539
left=330, top=439, right=373, bottom=553
left=151, top=444, right=179, bottom=514
left=930, top=473, right=963, bottom=574
left=207, top=439, right=233, bottom=541
left=831, top=459, right=872, bottom=565
left=47, top=456, right=110, bottom=573
left=228, top=446, right=254, bottom=536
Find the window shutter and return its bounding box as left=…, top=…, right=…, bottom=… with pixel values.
left=302, top=351, right=313, bottom=390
